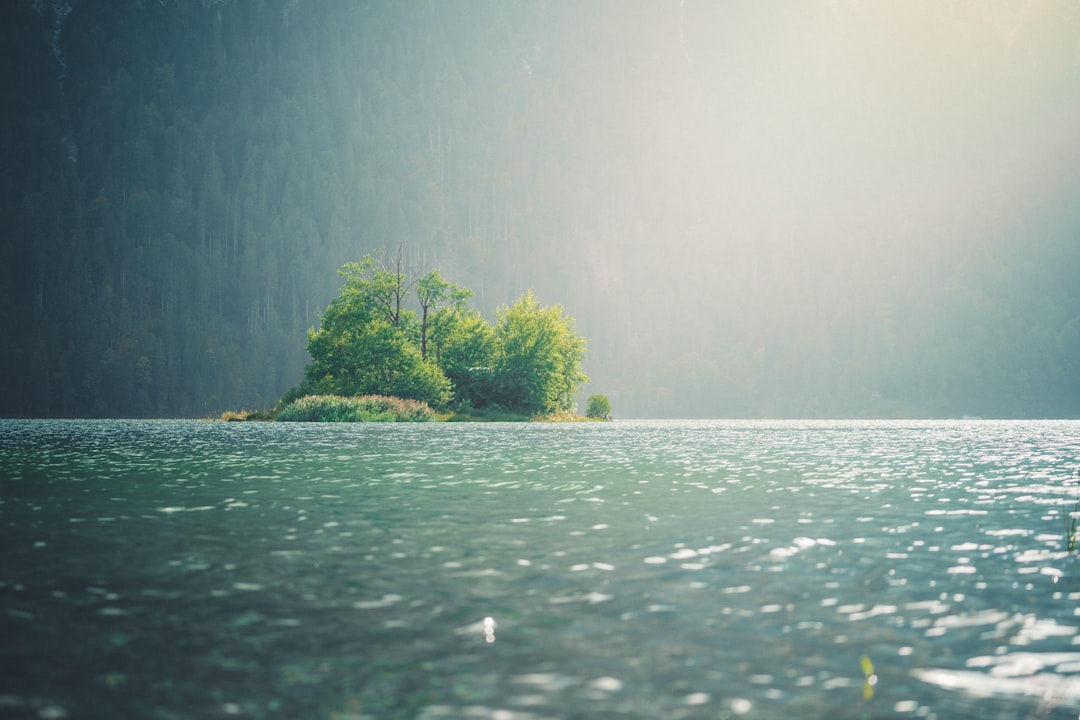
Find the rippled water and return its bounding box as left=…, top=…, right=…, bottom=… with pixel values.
left=1, top=419, right=1079, bottom=719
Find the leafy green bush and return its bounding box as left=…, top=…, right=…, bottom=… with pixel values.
left=492, top=290, right=587, bottom=415
left=276, top=394, right=436, bottom=422
left=585, top=394, right=612, bottom=419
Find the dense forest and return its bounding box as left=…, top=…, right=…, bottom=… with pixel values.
left=3, top=0, right=1079, bottom=418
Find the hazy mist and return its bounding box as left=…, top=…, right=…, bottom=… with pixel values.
left=3, top=0, right=1079, bottom=418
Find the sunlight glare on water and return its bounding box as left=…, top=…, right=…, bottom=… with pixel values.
left=0, top=419, right=1078, bottom=719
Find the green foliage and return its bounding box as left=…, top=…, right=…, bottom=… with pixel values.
left=276, top=395, right=436, bottom=422
left=443, top=405, right=533, bottom=422
left=436, top=305, right=498, bottom=409
left=433, top=306, right=496, bottom=372
left=491, top=290, right=588, bottom=415
left=302, top=256, right=452, bottom=408
left=301, top=260, right=587, bottom=417
left=417, top=269, right=473, bottom=361
left=586, top=394, right=612, bottom=419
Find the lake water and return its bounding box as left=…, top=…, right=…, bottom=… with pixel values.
left=1, top=419, right=1079, bottom=719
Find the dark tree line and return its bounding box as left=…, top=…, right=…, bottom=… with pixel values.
left=2, top=0, right=1079, bottom=418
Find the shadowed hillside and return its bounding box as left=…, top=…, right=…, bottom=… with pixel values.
left=3, top=0, right=1079, bottom=418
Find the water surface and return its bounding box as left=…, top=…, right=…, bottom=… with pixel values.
left=1, top=419, right=1079, bottom=719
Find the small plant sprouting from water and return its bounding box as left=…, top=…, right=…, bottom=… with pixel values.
left=1065, top=468, right=1080, bottom=553
left=860, top=655, right=877, bottom=701
left=858, top=654, right=878, bottom=720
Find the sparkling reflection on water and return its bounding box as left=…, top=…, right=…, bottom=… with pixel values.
left=1, top=419, right=1079, bottom=719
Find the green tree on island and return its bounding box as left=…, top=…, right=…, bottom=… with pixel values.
left=301, top=257, right=453, bottom=408
left=291, top=254, right=587, bottom=416
left=490, top=291, right=587, bottom=415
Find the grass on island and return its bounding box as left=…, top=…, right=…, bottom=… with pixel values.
left=220, top=395, right=608, bottom=423
left=275, top=394, right=438, bottom=422
left=444, top=406, right=594, bottom=422
left=219, top=408, right=276, bottom=422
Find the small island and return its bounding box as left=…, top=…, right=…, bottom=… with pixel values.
left=227, top=251, right=608, bottom=422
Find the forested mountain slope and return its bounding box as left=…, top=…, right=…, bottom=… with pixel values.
left=3, top=0, right=1079, bottom=418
